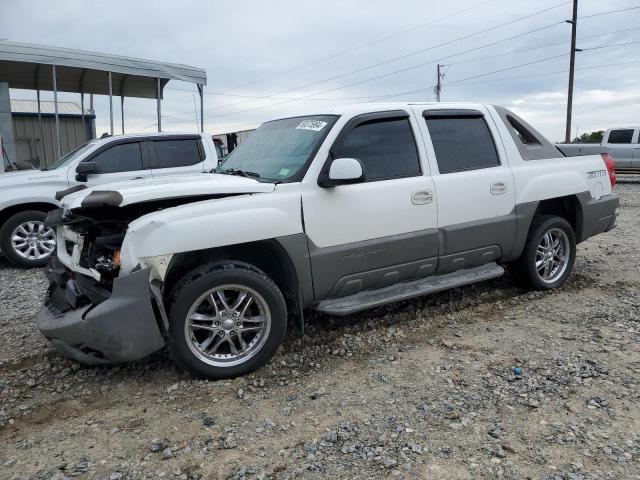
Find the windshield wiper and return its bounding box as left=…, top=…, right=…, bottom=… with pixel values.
left=219, top=168, right=261, bottom=179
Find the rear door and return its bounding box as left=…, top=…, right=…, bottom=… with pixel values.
left=604, top=129, right=634, bottom=169
left=149, top=135, right=206, bottom=177
left=416, top=106, right=516, bottom=273
left=78, top=140, right=151, bottom=186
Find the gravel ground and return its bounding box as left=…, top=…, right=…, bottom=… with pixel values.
left=1, top=179, right=639, bottom=480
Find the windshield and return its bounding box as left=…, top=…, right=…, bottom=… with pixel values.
left=216, top=115, right=338, bottom=182
left=46, top=141, right=98, bottom=170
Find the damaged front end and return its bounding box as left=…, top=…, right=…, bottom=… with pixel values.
left=36, top=203, right=169, bottom=365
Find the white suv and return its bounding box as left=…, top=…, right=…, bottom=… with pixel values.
left=0, top=133, right=218, bottom=267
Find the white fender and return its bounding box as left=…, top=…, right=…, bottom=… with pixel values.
left=120, top=190, right=303, bottom=271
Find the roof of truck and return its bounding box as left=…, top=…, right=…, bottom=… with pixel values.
left=289, top=101, right=488, bottom=118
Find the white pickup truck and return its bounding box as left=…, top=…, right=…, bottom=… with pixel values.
left=558, top=127, right=640, bottom=173
left=37, top=103, right=618, bottom=379
left=0, top=133, right=218, bottom=267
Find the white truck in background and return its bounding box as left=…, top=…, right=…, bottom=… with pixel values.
left=558, top=127, right=640, bottom=173
left=0, top=133, right=218, bottom=267
left=38, top=102, right=619, bottom=379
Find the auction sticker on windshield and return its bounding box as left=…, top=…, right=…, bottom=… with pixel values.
left=296, top=120, right=328, bottom=132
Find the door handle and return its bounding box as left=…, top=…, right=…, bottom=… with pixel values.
left=412, top=190, right=433, bottom=205
left=490, top=181, right=508, bottom=195
left=130, top=176, right=144, bottom=180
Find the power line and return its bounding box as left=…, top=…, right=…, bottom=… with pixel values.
left=167, top=18, right=568, bottom=120
left=206, top=26, right=574, bottom=119
left=581, top=40, right=640, bottom=51
left=578, top=5, right=640, bottom=19
left=447, top=59, right=640, bottom=87
left=214, top=0, right=500, bottom=96
left=447, top=26, right=640, bottom=66
left=257, top=0, right=500, bottom=77
left=200, top=1, right=572, bottom=116
left=372, top=52, right=568, bottom=101
left=165, top=4, right=639, bottom=123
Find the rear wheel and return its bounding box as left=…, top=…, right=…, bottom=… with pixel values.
left=512, top=215, right=576, bottom=290
left=0, top=210, right=55, bottom=268
left=167, top=262, right=287, bottom=379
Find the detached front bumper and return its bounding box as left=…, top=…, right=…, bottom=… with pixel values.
left=36, top=262, right=166, bottom=365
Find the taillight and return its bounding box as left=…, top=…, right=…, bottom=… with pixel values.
left=602, top=153, right=616, bottom=189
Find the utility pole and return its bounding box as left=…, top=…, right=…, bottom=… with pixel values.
left=435, top=64, right=442, bottom=102
left=564, top=0, right=578, bottom=143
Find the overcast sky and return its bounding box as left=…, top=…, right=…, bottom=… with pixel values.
left=2, top=0, right=639, bottom=141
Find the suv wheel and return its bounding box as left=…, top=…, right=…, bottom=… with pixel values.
left=167, top=262, right=287, bottom=379
left=0, top=210, right=56, bottom=268
left=513, top=215, right=576, bottom=290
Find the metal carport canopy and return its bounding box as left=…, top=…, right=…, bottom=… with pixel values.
left=0, top=40, right=207, bottom=160
left=0, top=40, right=206, bottom=97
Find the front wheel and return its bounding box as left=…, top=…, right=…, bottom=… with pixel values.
left=0, top=210, right=56, bottom=268
left=512, top=215, right=576, bottom=290
left=167, top=262, right=287, bottom=379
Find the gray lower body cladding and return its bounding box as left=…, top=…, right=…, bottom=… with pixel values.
left=308, top=229, right=440, bottom=300
left=306, top=213, right=517, bottom=302
left=577, top=192, right=619, bottom=242
left=36, top=265, right=165, bottom=365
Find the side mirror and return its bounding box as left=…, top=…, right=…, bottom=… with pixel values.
left=75, top=162, right=98, bottom=182
left=318, top=158, right=364, bottom=188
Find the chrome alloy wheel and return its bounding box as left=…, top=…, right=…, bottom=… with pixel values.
left=535, top=228, right=570, bottom=283
left=184, top=285, right=271, bottom=367
left=11, top=221, right=56, bottom=261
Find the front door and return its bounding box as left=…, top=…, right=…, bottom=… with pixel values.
left=416, top=106, right=516, bottom=273
left=302, top=111, right=439, bottom=300
left=72, top=140, right=152, bottom=186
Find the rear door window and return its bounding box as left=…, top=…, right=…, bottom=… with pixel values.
left=151, top=138, right=203, bottom=169
left=425, top=116, right=500, bottom=174
left=607, top=129, right=634, bottom=144
left=90, top=142, right=144, bottom=173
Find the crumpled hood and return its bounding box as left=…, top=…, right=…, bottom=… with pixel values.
left=61, top=173, right=275, bottom=209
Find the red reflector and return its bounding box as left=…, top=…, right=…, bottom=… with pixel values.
left=601, top=153, right=616, bottom=189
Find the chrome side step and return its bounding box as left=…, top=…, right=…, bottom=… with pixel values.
left=315, top=262, right=504, bottom=316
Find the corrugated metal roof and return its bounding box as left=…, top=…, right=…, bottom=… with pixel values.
left=0, top=40, right=207, bottom=99
left=10, top=99, right=92, bottom=115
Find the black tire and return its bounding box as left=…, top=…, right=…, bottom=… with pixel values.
left=166, top=261, right=287, bottom=379
left=512, top=215, right=576, bottom=290
left=0, top=210, right=54, bottom=268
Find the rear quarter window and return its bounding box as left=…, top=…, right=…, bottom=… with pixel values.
left=151, top=139, right=203, bottom=169
left=425, top=116, right=500, bottom=174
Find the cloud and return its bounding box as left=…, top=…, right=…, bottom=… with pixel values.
left=2, top=0, right=639, bottom=140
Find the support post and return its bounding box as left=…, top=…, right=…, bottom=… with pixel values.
left=121, top=96, right=125, bottom=134
left=156, top=78, right=162, bottom=132
left=564, top=0, right=578, bottom=143
left=197, top=84, right=204, bottom=133
left=119, top=75, right=127, bottom=135
left=37, top=88, right=44, bottom=158
left=52, top=65, right=61, bottom=159
left=108, top=71, right=114, bottom=135
left=435, top=64, right=442, bottom=102
left=80, top=91, right=85, bottom=139
left=35, top=64, right=44, bottom=163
